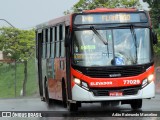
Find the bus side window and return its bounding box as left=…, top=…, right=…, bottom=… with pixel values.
left=45, top=29, right=50, bottom=58
left=50, top=27, right=55, bottom=58
left=46, top=28, right=50, bottom=58
left=59, top=24, right=65, bottom=70
left=55, top=26, right=60, bottom=57
left=54, top=27, right=57, bottom=58
left=59, top=25, right=62, bottom=57
left=42, top=29, right=46, bottom=59
left=60, top=24, right=65, bottom=57
left=36, top=30, right=43, bottom=59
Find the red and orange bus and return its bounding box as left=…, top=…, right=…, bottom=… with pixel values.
left=36, top=8, right=157, bottom=111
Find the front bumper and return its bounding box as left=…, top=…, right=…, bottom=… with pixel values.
left=72, top=81, right=155, bottom=101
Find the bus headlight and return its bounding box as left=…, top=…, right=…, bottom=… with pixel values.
left=142, top=74, right=154, bottom=88
left=147, top=74, right=154, bottom=82
left=74, top=78, right=89, bottom=90
left=74, top=78, right=81, bottom=85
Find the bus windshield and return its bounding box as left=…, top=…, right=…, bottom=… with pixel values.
left=72, top=28, right=151, bottom=67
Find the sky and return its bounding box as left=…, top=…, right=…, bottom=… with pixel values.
left=0, top=0, right=149, bottom=29
left=139, top=0, right=149, bottom=10
left=0, top=0, right=79, bottom=29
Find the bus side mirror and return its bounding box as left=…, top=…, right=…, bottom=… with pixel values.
left=152, top=31, right=158, bottom=45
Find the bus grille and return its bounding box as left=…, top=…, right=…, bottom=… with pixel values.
left=74, top=65, right=149, bottom=78
left=91, top=87, right=140, bottom=96
left=85, top=66, right=145, bottom=78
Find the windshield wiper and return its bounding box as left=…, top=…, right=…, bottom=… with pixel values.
left=90, top=26, right=108, bottom=45
left=130, top=25, right=138, bottom=64
left=90, top=26, right=109, bottom=57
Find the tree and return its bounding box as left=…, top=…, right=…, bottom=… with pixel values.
left=143, top=0, right=160, bottom=28
left=154, top=28, right=160, bottom=65
left=0, top=27, right=35, bottom=96
left=64, top=0, right=141, bottom=14
left=143, top=0, right=160, bottom=65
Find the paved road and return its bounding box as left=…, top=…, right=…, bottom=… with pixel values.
left=0, top=94, right=160, bottom=120
left=0, top=95, right=160, bottom=111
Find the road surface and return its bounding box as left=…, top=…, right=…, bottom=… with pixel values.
left=0, top=94, right=160, bottom=120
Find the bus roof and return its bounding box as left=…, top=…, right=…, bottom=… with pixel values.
left=83, top=8, right=138, bottom=13
left=36, top=14, right=71, bottom=30
left=36, top=8, right=145, bottom=30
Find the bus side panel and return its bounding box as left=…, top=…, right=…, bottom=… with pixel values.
left=56, top=57, right=66, bottom=100
left=54, top=58, right=62, bottom=100
left=47, top=57, right=66, bottom=101
left=46, top=58, right=56, bottom=99
left=41, top=58, right=47, bottom=97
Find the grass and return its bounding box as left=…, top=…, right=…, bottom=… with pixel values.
left=0, top=56, right=159, bottom=98
left=0, top=58, right=38, bottom=98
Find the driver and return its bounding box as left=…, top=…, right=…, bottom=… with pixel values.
left=114, top=29, right=135, bottom=65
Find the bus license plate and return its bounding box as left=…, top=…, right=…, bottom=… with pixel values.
left=109, top=91, right=123, bottom=96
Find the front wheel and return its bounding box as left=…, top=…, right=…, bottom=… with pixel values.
left=62, top=81, right=67, bottom=108
left=130, top=99, right=142, bottom=110
left=67, top=102, right=78, bottom=112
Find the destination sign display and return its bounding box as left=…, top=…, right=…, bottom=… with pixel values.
left=74, top=12, right=148, bottom=24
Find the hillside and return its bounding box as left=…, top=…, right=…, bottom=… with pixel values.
left=0, top=58, right=38, bottom=98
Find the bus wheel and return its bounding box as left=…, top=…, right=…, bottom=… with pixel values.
left=77, top=102, right=82, bottom=108
left=38, top=80, right=45, bottom=101
left=130, top=99, right=142, bottom=110
left=44, top=79, right=52, bottom=107
left=67, top=102, right=78, bottom=112
left=62, top=81, right=67, bottom=108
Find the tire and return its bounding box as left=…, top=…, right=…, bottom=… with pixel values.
left=101, top=102, right=110, bottom=108
left=44, top=79, right=53, bottom=107
left=38, top=77, right=44, bottom=101
left=67, top=102, right=78, bottom=112
left=77, top=102, right=82, bottom=108
left=62, top=81, right=67, bottom=108
left=130, top=99, right=142, bottom=110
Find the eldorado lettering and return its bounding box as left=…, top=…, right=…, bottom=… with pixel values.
left=90, top=82, right=112, bottom=86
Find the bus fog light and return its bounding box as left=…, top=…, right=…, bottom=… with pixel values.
left=142, top=79, right=148, bottom=88
left=148, top=74, right=154, bottom=82
left=82, top=82, right=88, bottom=88
left=74, top=78, right=81, bottom=85
left=82, top=82, right=88, bottom=90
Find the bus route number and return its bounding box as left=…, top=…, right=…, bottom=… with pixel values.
left=123, top=80, right=140, bottom=85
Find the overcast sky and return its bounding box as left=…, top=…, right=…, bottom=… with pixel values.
left=0, top=0, right=79, bottom=29
left=0, top=0, right=149, bottom=29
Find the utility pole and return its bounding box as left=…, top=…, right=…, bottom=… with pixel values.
left=0, top=19, right=15, bottom=28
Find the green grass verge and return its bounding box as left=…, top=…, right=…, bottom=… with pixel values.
left=0, top=58, right=38, bottom=98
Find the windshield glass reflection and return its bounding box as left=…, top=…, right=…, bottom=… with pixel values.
left=72, top=28, right=151, bottom=67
